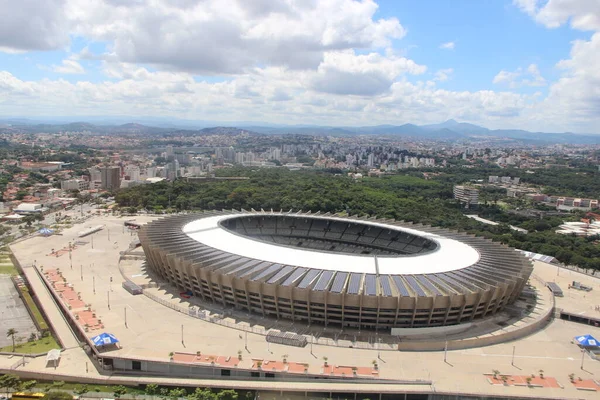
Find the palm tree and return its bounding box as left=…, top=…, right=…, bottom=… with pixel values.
left=6, top=328, right=18, bottom=352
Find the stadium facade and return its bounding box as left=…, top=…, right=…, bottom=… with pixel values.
left=139, top=211, right=533, bottom=330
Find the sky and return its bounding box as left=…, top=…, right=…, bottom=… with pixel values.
left=0, top=0, right=599, bottom=133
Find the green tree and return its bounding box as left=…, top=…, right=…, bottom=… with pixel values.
left=74, top=385, right=89, bottom=397
left=6, top=328, right=18, bottom=352
left=21, top=380, right=37, bottom=392
left=169, top=388, right=187, bottom=399
left=145, top=384, right=159, bottom=397
left=216, top=390, right=238, bottom=400
left=187, top=388, right=216, bottom=400
left=113, top=385, right=128, bottom=399
left=0, top=374, right=21, bottom=395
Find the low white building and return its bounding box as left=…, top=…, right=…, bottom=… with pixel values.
left=61, top=179, right=89, bottom=191
left=14, top=203, right=45, bottom=213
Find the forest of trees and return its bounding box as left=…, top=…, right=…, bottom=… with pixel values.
left=116, top=168, right=600, bottom=271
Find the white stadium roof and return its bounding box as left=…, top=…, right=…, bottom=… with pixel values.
left=183, top=214, right=481, bottom=275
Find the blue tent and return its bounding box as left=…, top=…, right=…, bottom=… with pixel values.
left=91, top=332, right=119, bottom=347
left=39, top=228, right=54, bottom=236
left=575, top=334, right=599, bottom=347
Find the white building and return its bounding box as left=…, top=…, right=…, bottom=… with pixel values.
left=146, top=167, right=156, bottom=178
left=453, top=185, right=479, bottom=208
left=88, top=167, right=102, bottom=182
left=61, top=179, right=89, bottom=191
left=124, top=165, right=141, bottom=181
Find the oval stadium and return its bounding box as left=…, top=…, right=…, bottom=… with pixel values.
left=139, top=211, right=533, bottom=330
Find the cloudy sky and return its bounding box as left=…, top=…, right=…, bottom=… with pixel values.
left=0, top=0, right=599, bottom=132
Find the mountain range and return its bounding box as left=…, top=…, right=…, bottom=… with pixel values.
left=1, top=117, right=599, bottom=144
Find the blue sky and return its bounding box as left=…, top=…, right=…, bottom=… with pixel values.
left=0, top=0, right=599, bottom=133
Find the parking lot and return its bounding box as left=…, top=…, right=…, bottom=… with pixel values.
left=0, top=275, right=38, bottom=349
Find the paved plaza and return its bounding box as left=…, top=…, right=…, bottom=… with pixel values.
left=5, top=214, right=600, bottom=399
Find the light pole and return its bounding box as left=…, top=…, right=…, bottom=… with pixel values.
left=107, top=290, right=110, bottom=310
left=80, top=264, right=83, bottom=281
left=511, top=346, right=516, bottom=366
left=444, top=340, right=448, bottom=363
left=124, top=307, right=127, bottom=328
left=93, top=276, right=96, bottom=294
left=181, top=324, right=184, bottom=345
left=245, top=331, right=248, bottom=350
left=581, top=349, right=586, bottom=370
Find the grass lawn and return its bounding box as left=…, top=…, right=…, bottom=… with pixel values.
left=0, top=335, right=60, bottom=354
left=0, top=259, right=18, bottom=275
left=20, top=288, right=49, bottom=330
left=36, top=382, right=145, bottom=394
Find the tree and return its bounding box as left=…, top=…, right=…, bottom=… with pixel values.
left=6, top=328, right=18, bottom=352
left=74, top=385, right=89, bottom=397
left=145, top=384, right=159, bottom=397
left=0, top=374, right=21, bottom=395
left=216, top=390, right=238, bottom=400
left=21, top=380, right=37, bottom=392
left=113, top=385, right=128, bottom=399
left=169, top=388, right=187, bottom=399
left=187, top=388, right=216, bottom=400
left=42, top=391, right=73, bottom=400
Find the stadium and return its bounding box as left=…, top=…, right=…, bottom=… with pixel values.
left=139, top=210, right=533, bottom=330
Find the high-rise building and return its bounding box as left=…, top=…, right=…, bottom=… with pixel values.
left=100, top=166, right=121, bottom=191
left=453, top=185, right=479, bottom=208
left=146, top=167, right=156, bottom=178
left=88, top=167, right=102, bottom=182
left=166, top=145, right=174, bottom=159
left=124, top=165, right=141, bottom=181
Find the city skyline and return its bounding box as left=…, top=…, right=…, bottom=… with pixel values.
left=1, top=0, right=599, bottom=133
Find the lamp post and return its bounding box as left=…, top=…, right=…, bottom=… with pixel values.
left=93, top=276, right=96, bottom=294
left=444, top=340, right=448, bottom=363
left=107, top=290, right=110, bottom=310
left=511, top=346, right=516, bottom=366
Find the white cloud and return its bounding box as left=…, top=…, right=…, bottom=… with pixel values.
left=53, top=59, right=86, bottom=74
left=514, top=0, right=600, bottom=131
left=309, top=50, right=426, bottom=96
left=513, top=0, right=600, bottom=31
left=60, top=0, right=407, bottom=74
left=439, top=41, right=455, bottom=50
left=493, top=64, right=546, bottom=88
left=0, top=0, right=69, bottom=53
left=434, top=68, right=453, bottom=82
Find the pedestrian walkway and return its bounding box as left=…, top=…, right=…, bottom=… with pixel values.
left=14, top=262, right=80, bottom=349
